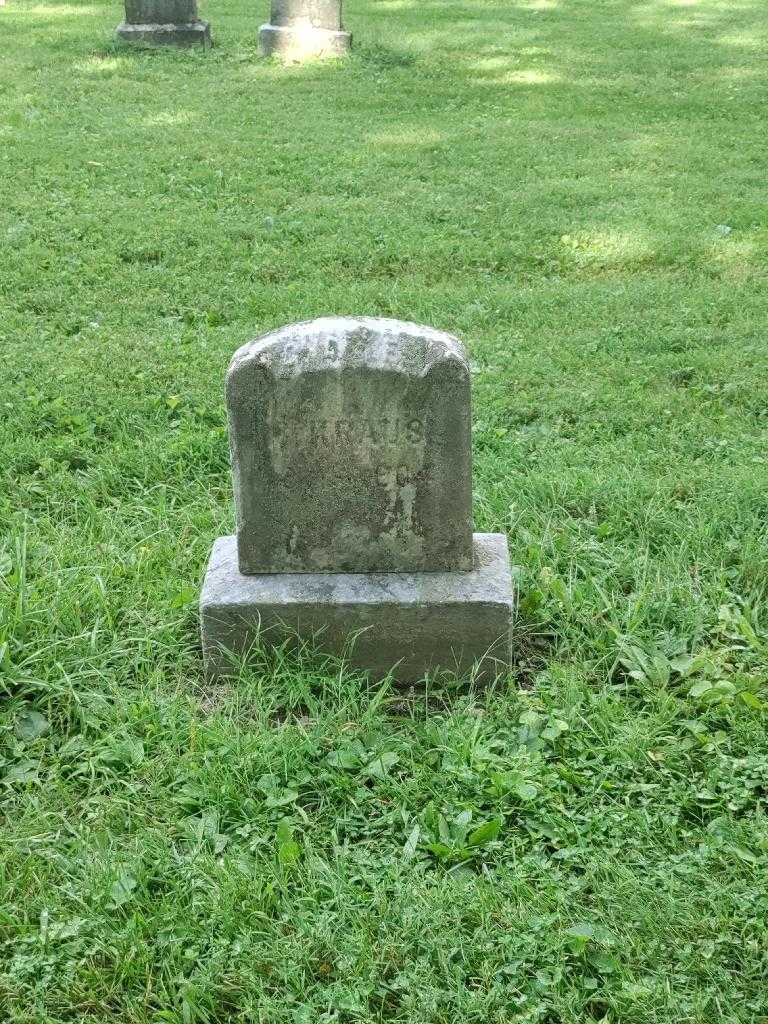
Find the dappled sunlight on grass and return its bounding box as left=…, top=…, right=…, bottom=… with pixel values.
left=475, top=66, right=563, bottom=86
left=504, top=68, right=561, bottom=84
left=362, top=0, right=413, bottom=9
left=236, top=55, right=351, bottom=82
left=705, top=236, right=765, bottom=282
left=367, top=127, right=443, bottom=147
left=719, top=65, right=763, bottom=81
left=716, top=29, right=766, bottom=50
left=557, top=228, right=660, bottom=274
left=515, top=0, right=560, bottom=9
left=631, top=0, right=763, bottom=38
left=142, top=110, right=195, bottom=128
left=72, top=55, right=132, bottom=75
left=26, top=2, right=102, bottom=14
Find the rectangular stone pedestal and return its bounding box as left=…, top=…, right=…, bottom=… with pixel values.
left=201, top=533, right=514, bottom=684
left=117, top=0, right=210, bottom=46
left=259, top=23, right=351, bottom=59
left=116, top=19, right=211, bottom=47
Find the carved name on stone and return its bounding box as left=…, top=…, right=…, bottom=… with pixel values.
left=226, top=317, right=474, bottom=573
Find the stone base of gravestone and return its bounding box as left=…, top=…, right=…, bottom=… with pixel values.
left=116, top=0, right=211, bottom=47
left=116, top=22, right=211, bottom=47
left=201, top=534, right=514, bottom=684
left=259, top=24, right=351, bottom=59
left=200, top=316, right=514, bottom=683
left=259, top=0, right=350, bottom=59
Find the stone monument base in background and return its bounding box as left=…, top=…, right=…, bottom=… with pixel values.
left=116, top=0, right=211, bottom=47
left=259, top=23, right=351, bottom=59
left=258, top=0, right=350, bottom=59
left=116, top=20, right=211, bottom=46
left=201, top=533, right=514, bottom=684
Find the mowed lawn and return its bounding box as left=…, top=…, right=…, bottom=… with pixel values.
left=2, top=0, right=768, bottom=1020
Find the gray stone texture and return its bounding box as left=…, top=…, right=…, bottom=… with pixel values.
left=227, top=317, right=474, bottom=575
left=116, top=20, right=211, bottom=46
left=258, top=24, right=350, bottom=58
left=124, top=0, right=195, bottom=23
left=117, top=0, right=211, bottom=47
left=259, top=0, right=350, bottom=58
left=270, top=0, right=341, bottom=29
left=201, top=533, right=513, bottom=684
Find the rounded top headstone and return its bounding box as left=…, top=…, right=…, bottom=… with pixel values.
left=226, top=317, right=474, bottom=574
left=228, top=316, right=468, bottom=380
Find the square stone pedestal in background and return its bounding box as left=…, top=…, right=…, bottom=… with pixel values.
left=201, top=534, right=513, bottom=684
left=259, top=0, right=350, bottom=59
left=116, top=0, right=211, bottom=47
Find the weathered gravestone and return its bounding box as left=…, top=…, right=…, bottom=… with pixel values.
left=259, top=0, right=351, bottom=59
left=228, top=317, right=474, bottom=574
left=116, top=0, right=211, bottom=48
left=200, top=317, right=514, bottom=683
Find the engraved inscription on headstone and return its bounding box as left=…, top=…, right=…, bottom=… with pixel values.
left=227, top=317, right=474, bottom=574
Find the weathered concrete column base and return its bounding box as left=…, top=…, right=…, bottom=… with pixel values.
left=259, top=23, right=351, bottom=59
left=116, top=19, right=211, bottom=47
left=201, top=533, right=514, bottom=684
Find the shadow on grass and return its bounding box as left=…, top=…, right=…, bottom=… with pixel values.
left=46, top=0, right=760, bottom=286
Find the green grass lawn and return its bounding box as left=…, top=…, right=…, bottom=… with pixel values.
left=2, top=0, right=768, bottom=1019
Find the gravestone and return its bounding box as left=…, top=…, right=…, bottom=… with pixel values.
left=116, top=0, right=211, bottom=48
left=201, top=317, right=514, bottom=683
left=227, top=317, right=474, bottom=574
left=259, top=0, right=351, bottom=59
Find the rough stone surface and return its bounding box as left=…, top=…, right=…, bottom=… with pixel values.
left=201, top=533, right=513, bottom=684
left=124, top=0, right=196, bottom=23
left=227, top=317, right=474, bottom=574
left=259, top=0, right=349, bottom=59
left=117, top=0, right=211, bottom=47
left=116, top=20, right=211, bottom=46
left=259, top=23, right=350, bottom=58
left=269, top=0, right=341, bottom=29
